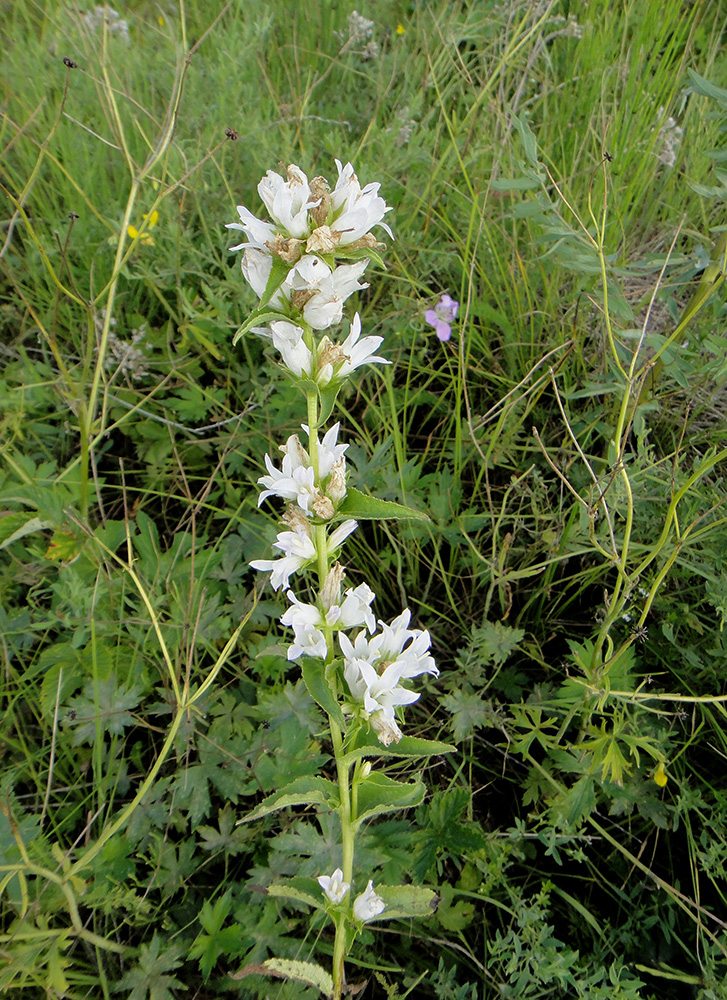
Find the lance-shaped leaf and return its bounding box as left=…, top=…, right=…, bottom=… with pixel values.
left=236, top=776, right=338, bottom=824
left=366, top=884, right=440, bottom=922
left=231, top=957, right=333, bottom=995
left=341, top=732, right=456, bottom=767
left=336, top=487, right=430, bottom=523
left=267, top=877, right=325, bottom=912
left=232, top=309, right=286, bottom=346
left=318, top=381, right=343, bottom=426
left=354, top=773, right=425, bottom=829
left=301, top=658, right=346, bottom=730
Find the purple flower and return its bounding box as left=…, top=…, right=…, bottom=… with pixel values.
left=425, top=294, right=458, bottom=342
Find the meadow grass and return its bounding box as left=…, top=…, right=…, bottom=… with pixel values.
left=2, top=0, right=727, bottom=997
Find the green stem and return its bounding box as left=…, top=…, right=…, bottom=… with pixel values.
left=330, top=718, right=354, bottom=999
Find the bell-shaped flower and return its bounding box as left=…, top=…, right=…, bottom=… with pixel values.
left=318, top=868, right=350, bottom=905
left=270, top=320, right=313, bottom=378
left=258, top=164, right=318, bottom=239
left=301, top=260, right=369, bottom=330
left=353, top=880, right=386, bottom=922
left=280, top=594, right=328, bottom=661
left=328, top=518, right=358, bottom=552
left=334, top=313, right=389, bottom=380
left=249, top=524, right=316, bottom=591
left=257, top=425, right=348, bottom=516
left=327, top=583, right=377, bottom=632
left=344, top=654, right=420, bottom=720
left=240, top=247, right=273, bottom=299
left=308, top=423, right=349, bottom=480
left=340, top=610, right=438, bottom=682
left=227, top=206, right=276, bottom=251
left=257, top=445, right=317, bottom=513
left=375, top=609, right=438, bottom=680
left=330, top=160, right=393, bottom=245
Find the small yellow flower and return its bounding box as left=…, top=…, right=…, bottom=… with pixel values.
left=127, top=210, right=159, bottom=246
left=653, top=762, right=668, bottom=787
left=158, top=15, right=164, bottom=26
left=396, top=23, right=405, bottom=35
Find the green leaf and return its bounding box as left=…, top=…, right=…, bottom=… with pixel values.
left=189, top=891, right=246, bottom=981
left=231, top=957, right=334, bottom=995
left=688, top=68, right=727, bottom=107
left=301, top=658, right=346, bottom=729
left=511, top=110, right=541, bottom=168
left=341, top=732, right=456, bottom=767
left=267, top=877, right=325, bottom=912
left=368, top=884, right=439, bottom=922
left=551, top=774, right=597, bottom=828
left=236, top=776, right=339, bottom=824
left=354, top=773, right=425, bottom=828
left=116, top=934, right=187, bottom=1000
left=337, top=487, right=429, bottom=522
left=0, top=513, right=53, bottom=550
left=318, top=381, right=343, bottom=425
left=441, top=691, right=499, bottom=742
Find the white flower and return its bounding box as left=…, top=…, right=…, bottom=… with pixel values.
left=318, top=868, right=350, bottom=905
left=310, top=423, right=349, bottom=479
left=303, top=259, right=369, bottom=330
left=336, top=313, right=388, bottom=378
left=280, top=591, right=327, bottom=660
left=249, top=525, right=316, bottom=591
left=257, top=426, right=349, bottom=518
left=344, top=655, right=419, bottom=720
left=227, top=206, right=276, bottom=251
left=330, top=160, right=393, bottom=245
left=257, top=442, right=317, bottom=513
left=327, top=583, right=377, bottom=632
left=258, top=164, right=318, bottom=238
left=340, top=610, right=438, bottom=681
left=282, top=256, right=369, bottom=331
left=328, top=518, right=358, bottom=551
left=270, top=320, right=313, bottom=378
left=240, top=247, right=274, bottom=298
left=353, top=880, right=385, bottom=921
left=339, top=610, right=438, bottom=745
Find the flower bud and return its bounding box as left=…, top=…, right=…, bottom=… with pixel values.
left=327, top=458, right=347, bottom=502
left=268, top=233, right=304, bottom=264
left=321, top=562, right=345, bottom=610
left=306, top=225, right=341, bottom=254
left=283, top=434, right=308, bottom=468
left=312, top=495, right=335, bottom=520
left=309, top=175, right=332, bottom=227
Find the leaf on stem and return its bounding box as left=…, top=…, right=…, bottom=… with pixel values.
left=301, top=658, right=346, bottom=729
left=354, top=773, right=426, bottom=827
left=267, top=877, right=326, bottom=911
left=341, top=733, right=456, bottom=766
left=365, top=884, right=440, bottom=921
left=231, top=957, right=334, bottom=995
left=236, top=776, right=339, bottom=824
left=336, top=487, right=430, bottom=522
